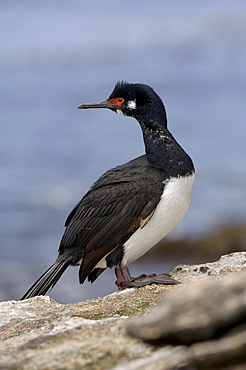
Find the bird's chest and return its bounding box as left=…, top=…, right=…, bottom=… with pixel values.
left=122, top=173, right=195, bottom=265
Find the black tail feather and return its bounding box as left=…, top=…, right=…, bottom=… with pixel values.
left=87, top=267, right=106, bottom=283
left=20, top=259, right=70, bottom=300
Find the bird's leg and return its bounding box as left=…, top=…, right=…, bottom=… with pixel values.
left=114, top=264, right=132, bottom=288
left=115, top=263, right=179, bottom=288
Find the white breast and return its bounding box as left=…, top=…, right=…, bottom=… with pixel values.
left=122, top=173, right=195, bottom=265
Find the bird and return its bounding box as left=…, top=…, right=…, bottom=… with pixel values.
left=21, top=81, right=195, bottom=300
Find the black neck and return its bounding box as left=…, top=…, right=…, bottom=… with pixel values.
left=139, top=119, right=194, bottom=177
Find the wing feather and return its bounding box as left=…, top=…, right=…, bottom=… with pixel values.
left=58, top=156, right=166, bottom=283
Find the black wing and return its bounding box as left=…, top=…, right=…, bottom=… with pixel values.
left=59, top=156, right=165, bottom=283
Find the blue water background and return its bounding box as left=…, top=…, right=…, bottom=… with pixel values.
left=0, top=0, right=246, bottom=303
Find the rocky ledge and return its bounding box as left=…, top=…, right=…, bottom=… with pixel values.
left=0, top=252, right=246, bottom=370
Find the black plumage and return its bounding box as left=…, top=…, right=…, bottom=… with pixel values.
left=21, top=82, right=194, bottom=300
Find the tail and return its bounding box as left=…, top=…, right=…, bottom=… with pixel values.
left=20, top=259, right=70, bottom=300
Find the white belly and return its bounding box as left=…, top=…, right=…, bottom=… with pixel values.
left=122, top=173, right=195, bottom=265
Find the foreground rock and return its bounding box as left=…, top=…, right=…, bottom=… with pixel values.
left=128, top=270, right=246, bottom=345
left=126, top=271, right=246, bottom=369
left=0, top=252, right=246, bottom=369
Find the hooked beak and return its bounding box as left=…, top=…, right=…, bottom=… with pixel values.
left=78, top=100, right=119, bottom=110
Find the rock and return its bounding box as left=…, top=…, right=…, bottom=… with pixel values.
left=170, top=251, right=246, bottom=282
left=125, top=253, right=246, bottom=369
left=127, top=261, right=246, bottom=345
left=0, top=296, right=151, bottom=369
left=112, top=345, right=193, bottom=370
left=0, top=252, right=246, bottom=369
left=113, top=327, right=246, bottom=370
left=190, top=325, right=246, bottom=369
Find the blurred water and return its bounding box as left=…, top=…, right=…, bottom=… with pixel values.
left=1, top=0, right=246, bottom=303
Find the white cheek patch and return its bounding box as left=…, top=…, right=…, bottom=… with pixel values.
left=116, top=109, right=124, bottom=115
left=127, top=100, right=137, bottom=109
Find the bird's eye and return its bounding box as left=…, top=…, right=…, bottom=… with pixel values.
left=117, top=98, right=124, bottom=103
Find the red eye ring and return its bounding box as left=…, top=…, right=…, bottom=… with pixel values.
left=107, top=97, right=125, bottom=106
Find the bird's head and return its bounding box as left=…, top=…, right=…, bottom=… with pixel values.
left=78, top=81, right=167, bottom=128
